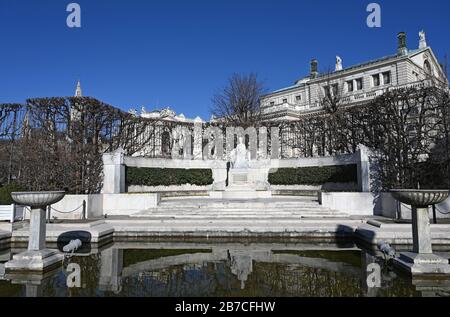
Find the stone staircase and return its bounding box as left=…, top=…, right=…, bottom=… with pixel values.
left=131, top=196, right=348, bottom=219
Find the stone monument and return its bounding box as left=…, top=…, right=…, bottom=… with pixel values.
left=210, top=137, right=271, bottom=199
left=230, top=137, right=250, bottom=169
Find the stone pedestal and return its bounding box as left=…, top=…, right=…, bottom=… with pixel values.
left=391, top=190, right=450, bottom=277
left=393, top=252, right=450, bottom=275
left=412, top=207, right=433, bottom=254
left=5, top=207, right=63, bottom=272
left=5, top=268, right=61, bottom=297
left=210, top=168, right=272, bottom=199
left=102, top=148, right=125, bottom=194
left=392, top=207, right=450, bottom=276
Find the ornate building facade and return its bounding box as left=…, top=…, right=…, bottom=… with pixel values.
left=74, top=31, right=448, bottom=159
left=260, top=31, right=448, bottom=121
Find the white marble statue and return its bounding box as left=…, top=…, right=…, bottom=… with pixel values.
left=230, top=137, right=250, bottom=169
left=128, top=108, right=137, bottom=116
left=419, top=30, right=427, bottom=49
left=335, top=56, right=343, bottom=71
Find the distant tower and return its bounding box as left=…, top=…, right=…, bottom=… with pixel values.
left=397, top=32, right=408, bottom=56
left=75, top=80, right=82, bottom=97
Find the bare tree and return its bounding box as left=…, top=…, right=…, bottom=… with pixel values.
left=211, top=73, right=266, bottom=128
left=0, top=97, right=176, bottom=193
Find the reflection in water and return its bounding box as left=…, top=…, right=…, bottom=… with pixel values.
left=0, top=242, right=449, bottom=297
left=228, top=250, right=253, bottom=290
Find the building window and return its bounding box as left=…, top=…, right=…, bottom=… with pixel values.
left=356, top=78, right=363, bottom=90
left=382, top=71, right=391, bottom=84
left=161, top=130, right=171, bottom=156
left=324, top=84, right=339, bottom=97
left=373, top=74, right=380, bottom=87
left=347, top=80, right=354, bottom=92
left=282, top=98, right=288, bottom=104
left=424, top=60, right=432, bottom=75
left=270, top=101, right=275, bottom=106
left=331, top=84, right=339, bottom=96
left=295, top=95, right=302, bottom=102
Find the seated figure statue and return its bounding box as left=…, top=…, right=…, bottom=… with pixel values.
left=230, top=137, right=250, bottom=169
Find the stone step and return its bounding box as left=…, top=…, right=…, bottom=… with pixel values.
left=126, top=215, right=351, bottom=221
left=160, top=199, right=317, bottom=203
left=160, top=198, right=317, bottom=204
left=141, top=209, right=342, bottom=214
left=157, top=204, right=323, bottom=210
left=141, top=213, right=343, bottom=218
left=150, top=207, right=334, bottom=212
left=132, top=210, right=348, bottom=218
left=134, top=214, right=345, bottom=218
left=142, top=208, right=341, bottom=213
left=111, top=223, right=357, bottom=233
left=157, top=205, right=323, bottom=210
left=137, top=197, right=348, bottom=219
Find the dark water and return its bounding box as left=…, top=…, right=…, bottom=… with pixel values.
left=0, top=242, right=449, bottom=297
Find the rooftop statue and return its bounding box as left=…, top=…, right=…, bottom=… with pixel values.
left=419, top=30, right=427, bottom=49
left=335, top=56, right=343, bottom=71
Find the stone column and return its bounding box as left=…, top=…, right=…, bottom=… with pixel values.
left=193, top=122, right=203, bottom=160
left=102, top=148, right=125, bottom=194
left=258, top=127, right=268, bottom=160
left=356, top=144, right=371, bottom=192
left=28, top=208, right=47, bottom=251
left=412, top=207, right=433, bottom=254
left=270, top=127, right=280, bottom=159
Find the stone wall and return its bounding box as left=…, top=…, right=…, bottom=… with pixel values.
left=102, top=147, right=372, bottom=199
left=319, top=192, right=450, bottom=219
left=33, top=193, right=161, bottom=220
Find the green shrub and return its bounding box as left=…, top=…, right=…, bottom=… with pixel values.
left=0, top=183, right=25, bottom=205
left=126, top=167, right=214, bottom=187
left=268, top=165, right=357, bottom=185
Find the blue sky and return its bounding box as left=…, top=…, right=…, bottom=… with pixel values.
left=0, top=0, right=449, bottom=119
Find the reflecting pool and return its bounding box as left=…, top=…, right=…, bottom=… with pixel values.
left=1, top=241, right=449, bottom=297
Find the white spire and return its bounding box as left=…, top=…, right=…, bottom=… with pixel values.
left=75, top=80, right=82, bottom=97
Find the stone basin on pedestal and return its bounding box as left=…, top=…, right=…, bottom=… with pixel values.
left=391, top=189, right=450, bottom=276
left=5, top=191, right=66, bottom=272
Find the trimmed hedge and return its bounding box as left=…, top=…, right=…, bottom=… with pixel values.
left=126, top=167, right=213, bottom=187
left=0, top=183, right=25, bottom=205
left=268, top=165, right=357, bottom=186
left=123, top=249, right=211, bottom=267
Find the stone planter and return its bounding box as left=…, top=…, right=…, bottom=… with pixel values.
left=391, top=189, right=450, bottom=276
left=5, top=191, right=66, bottom=272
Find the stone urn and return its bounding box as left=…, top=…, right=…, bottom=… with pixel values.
left=11, top=191, right=66, bottom=209
left=5, top=191, right=66, bottom=272
left=390, top=189, right=450, bottom=276
left=390, top=190, right=449, bottom=208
